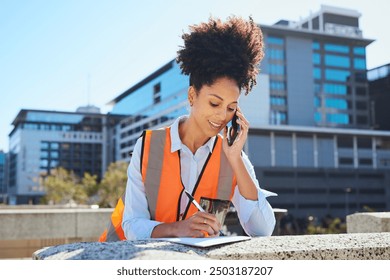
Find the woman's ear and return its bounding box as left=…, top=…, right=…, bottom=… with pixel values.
left=188, top=86, right=196, bottom=106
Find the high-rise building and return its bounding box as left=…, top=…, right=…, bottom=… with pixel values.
left=7, top=108, right=125, bottom=205
left=368, top=63, right=390, bottom=130
left=0, top=150, right=7, bottom=203
left=109, top=5, right=390, bottom=221
left=262, top=5, right=372, bottom=128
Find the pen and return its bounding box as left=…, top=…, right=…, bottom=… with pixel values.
left=184, top=190, right=225, bottom=236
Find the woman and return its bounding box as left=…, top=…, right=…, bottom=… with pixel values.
left=121, top=16, right=276, bottom=240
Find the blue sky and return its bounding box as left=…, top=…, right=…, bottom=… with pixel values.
left=1, top=0, right=389, bottom=152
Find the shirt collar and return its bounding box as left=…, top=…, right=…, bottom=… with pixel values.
left=170, top=115, right=216, bottom=153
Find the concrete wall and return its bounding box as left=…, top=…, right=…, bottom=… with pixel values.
left=0, top=208, right=111, bottom=258
left=347, top=212, right=390, bottom=233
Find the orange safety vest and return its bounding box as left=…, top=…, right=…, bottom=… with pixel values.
left=99, top=127, right=236, bottom=242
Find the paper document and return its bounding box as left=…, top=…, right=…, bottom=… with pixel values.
left=156, top=235, right=251, bottom=248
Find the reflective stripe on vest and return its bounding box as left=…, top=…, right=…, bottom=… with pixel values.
left=99, top=127, right=236, bottom=242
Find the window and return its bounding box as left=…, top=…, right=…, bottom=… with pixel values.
left=313, top=67, right=321, bottom=79
left=324, top=44, right=349, bottom=53
left=314, top=112, right=321, bottom=122
left=267, top=36, right=284, bottom=45
left=357, top=138, right=371, bottom=149
left=50, top=160, right=58, bottom=168
left=325, top=69, right=351, bottom=82
left=338, top=136, right=353, bottom=148
left=357, top=116, right=368, bottom=125
left=356, top=87, right=367, bottom=96
left=354, top=58, right=366, bottom=70
left=50, top=142, right=59, bottom=149
left=314, top=83, right=321, bottom=93
left=325, top=54, right=350, bottom=68
left=271, top=96, right=286, bottom=106
left=268, top=48, right=284, bottom=60
left=270, top=111, right=287, bottom=124
left=40, top=159, right=49, bottom=168
left=50, top=151, right=59, bottom=159
left=359, top=158, right=372, bottom=165
left=339, top=158, right=353, bottom=165
left=314, top=97, right=321, bottom=107
left=313, top=53, right=321, bottom=65
left=269, top=64, right=284, bottom=75
left=355, top=72, right=367, bottom=82
left=325, top=99, right=348, bottom=109
left=323, top=83, right=347, bottom=95
left=327, top=113, right=349, bottom=124
left=40, top=142, right=49, bottom=149
left=270, top=81, right=285, bottom=91
left=40, top=151, right=48, bottom=158
left=312, top=41, right=320, bottom=50
left=356, top=101, right=367, bottom=110
left=153, top=83, right=161, bottom=104
left=353, top=47, right=365, bottom=56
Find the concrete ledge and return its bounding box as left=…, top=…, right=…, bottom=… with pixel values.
left=0, top=208, right=112, bottom=240
left=0, top=208, right=112, bottom=258
left=33, top=232, right=390, bottom=260
left=347, top=212, right=390, bottom=233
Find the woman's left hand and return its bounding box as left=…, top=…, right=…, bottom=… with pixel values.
left=222, top=107, right=249, bottom=162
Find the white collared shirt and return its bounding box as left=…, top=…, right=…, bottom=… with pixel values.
left=122, top=116, right=277, bottom=240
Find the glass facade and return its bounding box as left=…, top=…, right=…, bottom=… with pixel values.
left=15, top=112, right=103, bottom=133
left=111, top=62, right=190, bottom=159
left=249, top=129, right=390, bottom=170
left=0, top=152, right=5, bottom=197
left=40, top=141, right=102, bottom=179
left=267, top=35, right=287, bottom=125
left=312, top=38, right=368, bottom=127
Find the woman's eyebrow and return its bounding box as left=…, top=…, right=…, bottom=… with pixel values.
left=209, top=93, right=238, bottom=103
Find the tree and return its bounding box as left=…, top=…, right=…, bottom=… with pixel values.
left=98, top=161, right=128, bottom=208
left=81, top=172, right=99, bottom=205
left=41, top=167, right=88, bottom=205
left=306, top=215, right=346, bottom=234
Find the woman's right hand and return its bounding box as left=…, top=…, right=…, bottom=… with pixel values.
left=151, top=211, right=221, bottom=238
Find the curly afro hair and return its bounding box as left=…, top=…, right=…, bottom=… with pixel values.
left=176, top=16, right=264, bottom=95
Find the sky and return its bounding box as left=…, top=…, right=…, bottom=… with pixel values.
left=1, top=0, right=389, bottom=152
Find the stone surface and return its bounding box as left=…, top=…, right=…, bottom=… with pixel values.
left=347, top=212, right=390, bottom=233
left=33, top=240, right=208, bottom=260
left=0, top=208, right=111, bottom=240
left=33, top=232, right=390, bottom=260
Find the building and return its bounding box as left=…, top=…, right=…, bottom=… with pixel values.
left=110, top=5, right=374, bottom=158
left=108, top=5, right=390, bottom=221
left=263, top=5, right=372, bottom=128
left=249, top=125, right=390, bottom=220
left=368, top=63, right=390, bottom=130
left=7, top=107, right=125, bottom=205
left=0, top=150, right=7, bottom=203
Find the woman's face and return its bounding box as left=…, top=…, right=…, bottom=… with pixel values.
left=189, top=77, right=239, bottom=138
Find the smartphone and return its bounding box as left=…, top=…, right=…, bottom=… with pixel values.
left=227, top=113, right=239, bottom=146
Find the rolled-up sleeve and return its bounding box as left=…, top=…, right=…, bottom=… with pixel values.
left=231, top=152, right=277, bottom=237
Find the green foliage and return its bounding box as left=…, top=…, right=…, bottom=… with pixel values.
left=41, top=167, right=89, bottom=205
left=81, top=172, right=99, bottom=204
left=98, top=161, right=128, bottom=208
left=40, top=161, right=128, bottom=207
left=306, top=216, right=346, bottom=234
